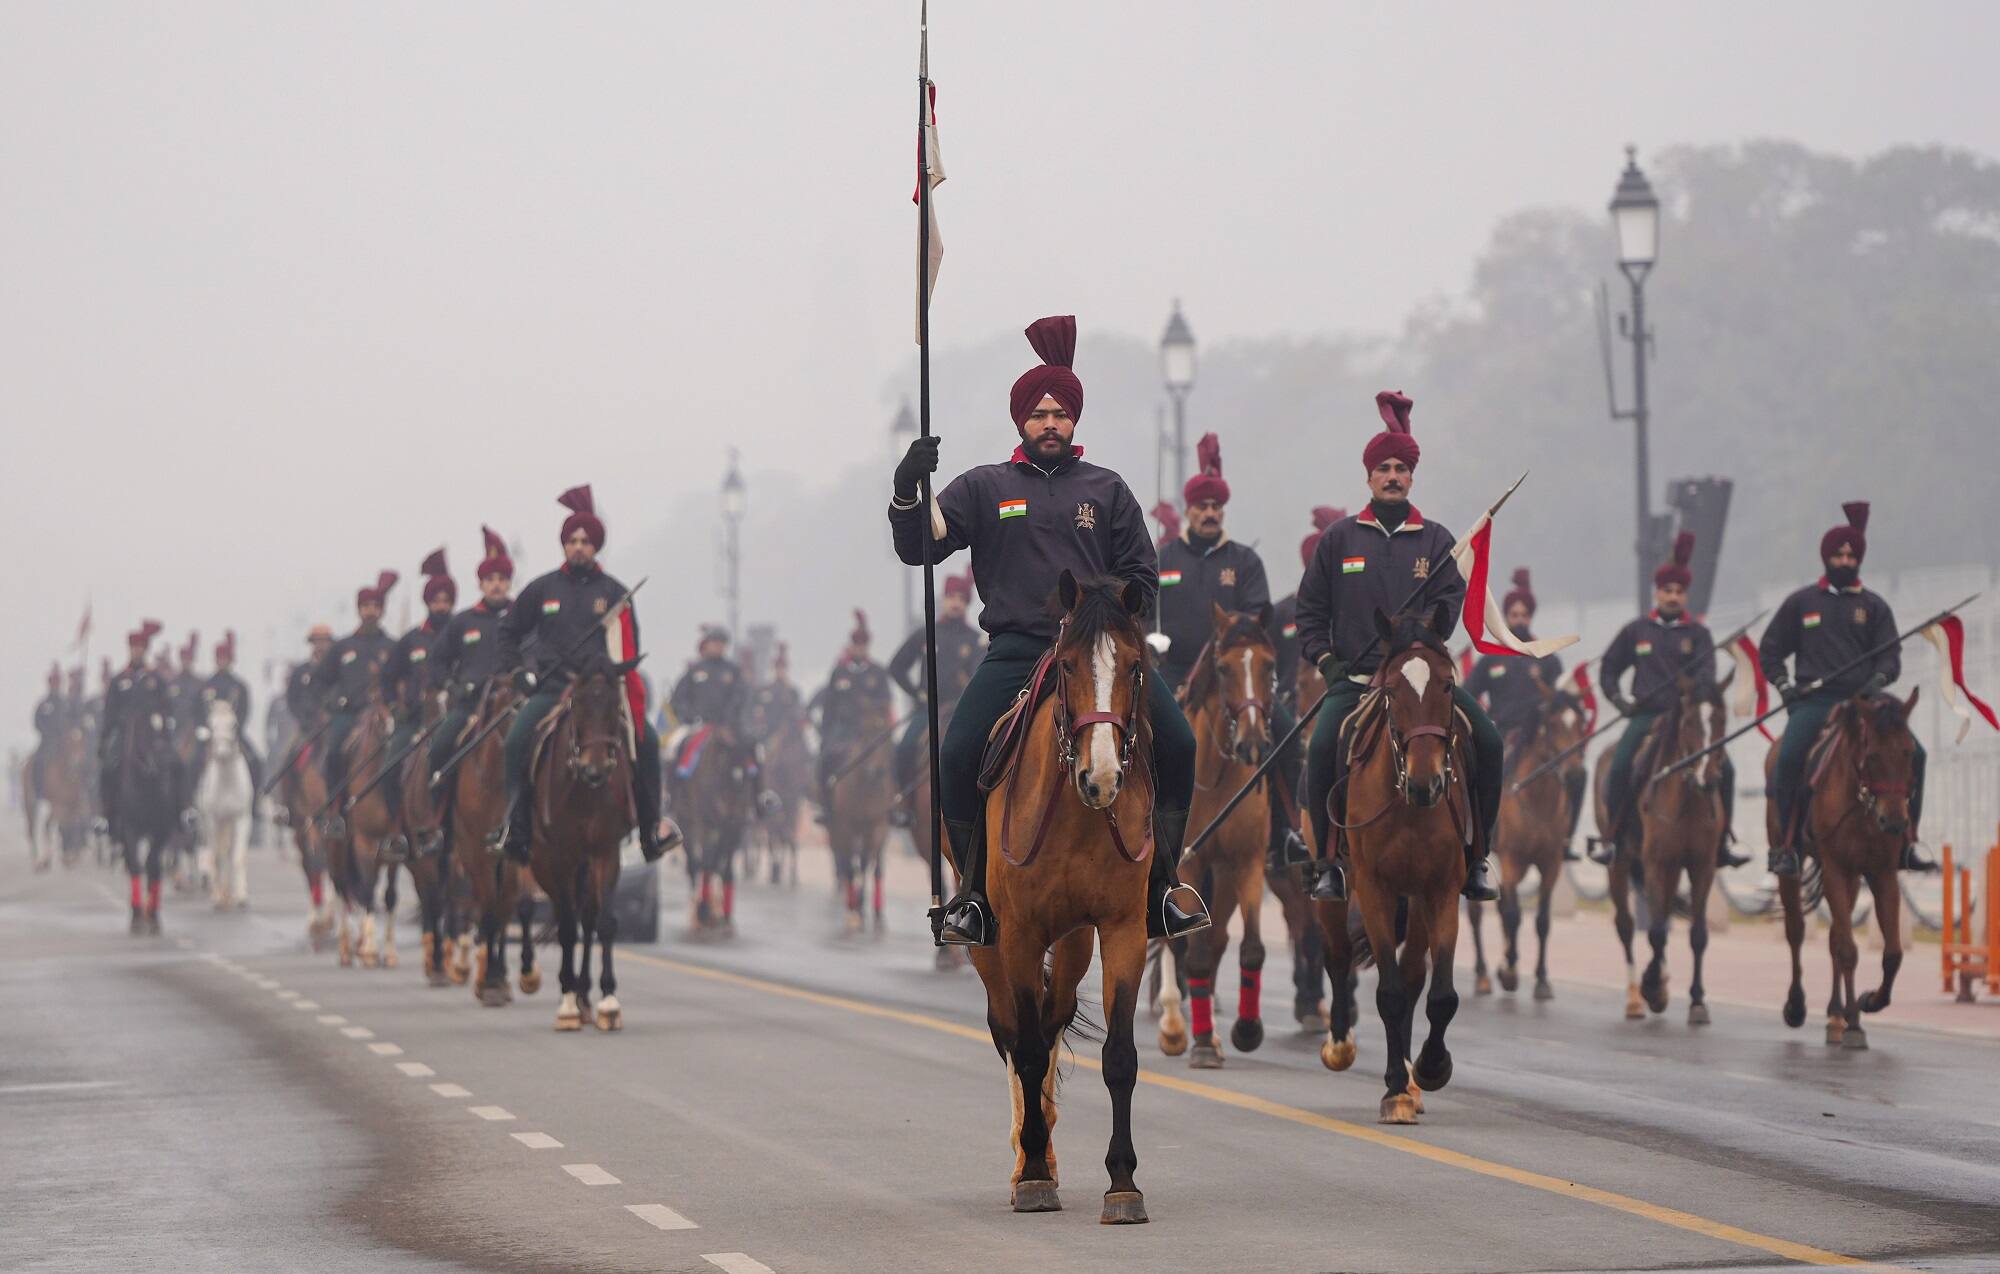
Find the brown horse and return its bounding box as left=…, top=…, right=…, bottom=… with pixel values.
left=334, top=695, right=401, bottom=969
left=961, top=572, right=1153, bottom=1223
left=753, top=706, right=810, bottom=887
left=671, top=723, right=759, bottom=933
left=1271, top=644, right=1330, bottom=1029
left=1158, top=604, right=1276, bottom=1067
left=1315, top=604, right=1467, bottom=1124
left=1471, top=681, right=1588, bottom=1001
left=449, top=679, right=541, bottom=1006
left=280, top=746, right=337, bottom=950
left=1772, top=690, right=1918, bottom=1050
left=528, top=663, right=638, bottom=1032
left=31, top=724, right=93, bottom=870
left=824, top=700, right=895, bottom=936
left=399, top=695, right=468, bottom=988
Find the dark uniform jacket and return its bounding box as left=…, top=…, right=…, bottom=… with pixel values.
left=1270, top=594, right=1303, bottom=706
left=312, top=626, right=397, bottom=714
left=34, top=691, right=65, bottom=741
left=890, top=446, right=1156, bottom=643
left=101, top=661, right=170, bottom=759
left=810, top=657, right=893, bottom=744
left=747, top=681, right=804, bottom=742
left=285, top=659, right=331, bottom=724
left=1296, top=505, right=1464, bottom=679
left=1759, top=579, right=1899, bottom=698
left=382, top=617, right=447, bottom=718
left=431, top=599, right=514, bottom=699
left=500, top=561, right=636, bottom=691
left=1601, top=612, right=1713, bottom=713
left=199, top=670, right=252, bottom=731
left=1467, top=649, right=1565, bottom=735
left=669, top=655, right=748, bottom=729
left=1157, top=530, right=1272, bottom=686
left=887, top=617, right=982, bottom=708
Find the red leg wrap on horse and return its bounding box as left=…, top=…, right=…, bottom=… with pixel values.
left=310, top=874, right=324, bottom=908
left=1189, top=978, right=1214, bottom=1036
left=147, top=879, right=162, bottom=912
left=872, top=874, right=883, bottom=914
left=723, top=880, right=735, bottom=919
left=698, top=875, right=713, bottom=906
left=1239, top=969, right=1262, bottom=1022
left=130, top=876, right=143, bottom=908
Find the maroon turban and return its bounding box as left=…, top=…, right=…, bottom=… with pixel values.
left=420, top=547, right=456, bottom=604
left=773, top=641, right=790, bottom=675
left=1183, top=432, right=1230, bottom=506
left=1151, top=501, right=1182, bottom=547
left=181, top=632, right=199, bottom=668
left=477, top=525, right=514, bottom=579
left=943, top=572, right=973, bottom=602
left=1300, top=506, right=1347, bottom=568
left=1008, top=315, right=1084, bottom=427
left=1820, top=500, right=1869, bottom=564
left=558, top=484, right=605, bottom=549
left=47, top=662, right=60, bottom=687
left=358, top=570, right=399, bottom=607
left=1361, top=390, right=1420, bottom=473
left=1653, top=532, right=1695, bottom=589
left=216, top=630, right=237, bottom=663
left=850, top=609, right=871, bottom=648
left=1503, top=568, right=1537, bottom=616
left=128, top=619, right=162, bottom=649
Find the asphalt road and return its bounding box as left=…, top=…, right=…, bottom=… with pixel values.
left=4, top=832, right=1997, bottom=1274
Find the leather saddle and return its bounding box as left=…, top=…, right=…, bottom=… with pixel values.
left=977, top=648, right=1061, bottom=794
left=1781, top=701, right=1859, bottom=854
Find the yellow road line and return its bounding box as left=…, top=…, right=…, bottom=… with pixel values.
left=621, top=950, right=1904, bottom=1271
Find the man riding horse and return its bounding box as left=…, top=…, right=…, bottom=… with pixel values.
left=1156, top=432, right=1309, bottom=873
left=1593, top=532, right=1749, bottom=870
left=1297, top=391, right=1502, bottom=904
left=495, top=484, right=671, bottom=864
left=809, top=612, right=894, bottom=823
left=1466, top=568, right=1582, bottom=859
left=190, top=632, right=266, bottom=840
left=315, top=572, right=399, bottom=837
left=1760, top=501, right=1931, bottom=878
left=376, top=549, right=456, bottom=823
left=424, top=527, right=516, bottom=851
left=29, top=663, right=65, bottom=806
left=99, top=620, right=165, bottom=838
left=887, top=572, right=980, bottom=829
left=888, top=313, right=1210, bottom=946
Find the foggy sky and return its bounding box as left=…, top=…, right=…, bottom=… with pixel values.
left=6, top=1, right=1998, bottom=741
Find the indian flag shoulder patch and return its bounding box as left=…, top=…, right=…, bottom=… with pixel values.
left=1635, top=640, right=1653, bottom=656
left=411, top=648, right=427, bottom=662
left=463, top=630, right=482, bottom=645
left=1160, top=570, right=1182, bottom=586
left=1802, top=611, right=1822, bottom=629
left=997, top=498, right=1028, bottom=520
left=1281, top=622, right=1298, bottom=638
left=542, top=599, right=561, bottom=616
left=1341, top=556, right=1366, bottom=575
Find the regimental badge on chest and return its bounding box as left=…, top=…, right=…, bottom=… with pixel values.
left=1854, top=606, right=1868, bottom=625
left=1074, top=502, right=1097, bottom=530
left=593, top=597, right=608, bottom=615
left=1412, top=557, right=1430, bottom=580
left=1218, top=566, right=1236, bottom=587
left=1679, top=638, right=1692, bottom=654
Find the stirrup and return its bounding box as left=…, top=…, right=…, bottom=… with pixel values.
left=1899, top=842, right=1938, bottom=874
left=1461, top=854, right=1499, bottom=902
left=935, top=894, right=993, bottom=948
left=887, top=806, right=912, bottom=829
left=1307, top=857, right=1347, bottom=902
left=1267, top=828, right=1312, bottom=873
left=1155, top=883, right=1211, bottom=939
left=380, top=835, right=410, bottom=865
left=1585, top=835, right=1615, bottom=866
left=1767, top=845, right=1801, bottom=878
left=414, top=829, right=445, bottom=860
left=320, top=813, right=346, bottom=840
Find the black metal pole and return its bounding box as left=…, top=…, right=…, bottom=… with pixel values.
left=1629, top=271, right=1651, bottom=614
left=916, top=35, right=946, bottom=939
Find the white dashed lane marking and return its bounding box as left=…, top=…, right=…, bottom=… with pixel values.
left=703, top=1256, right=775, bottom=1274
left=0, top=1081, right=126, bottom=1097
left=339, top=1026, right=375, bottom=1039
left=367, top=1042, right=403, bottom=1056
left=511, top=1132, right=562, bottom=1149
left=562, top=1163, right=619, bottom=1186
left=395, top=1063, right=435, bottom=1078
left=626, top=1204, right=699, bottom=1232
left=316, top=1015, right=347, bottom=1026
left=468, top=1106, right=515, bottom=1122
left=252, top=977, right=280, bottom=989
left=429, top=1083, right=471, bottom=1099
left=292, top=1000, right=319, bottom=1010
left=275, top=989, right=299, bottom=1000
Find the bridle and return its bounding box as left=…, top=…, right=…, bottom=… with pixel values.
left=1333, top=647, right=1461, bottom=832
left=1192, top=637, right=1274, bottom=788
left=1849, top=718, right=1912, bottom=830
left=564, top=678, right=628, bottom=777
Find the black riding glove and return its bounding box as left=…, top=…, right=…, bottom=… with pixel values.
left=513, top=669, right=538, bottom=696
left=1606, top=688, right=1633, bottom=716
left=893, top=436, right=941, bottom=501
left=1860, top=672, right=1890, bottom=698
left=1774, top=676, right=1804, bottom=707
left=1316, top=654, right=1345, bottom=684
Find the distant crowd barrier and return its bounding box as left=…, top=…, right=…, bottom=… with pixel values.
left=1940, top=835, right=2000, bottom=1002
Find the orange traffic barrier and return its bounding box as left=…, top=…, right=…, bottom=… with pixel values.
left=1940, top=829, right=2000, bottom=1002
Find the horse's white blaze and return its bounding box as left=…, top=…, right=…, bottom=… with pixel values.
left=1400, top=654, right=1433, bottom=701
left=1082, top=633, right=1121, bottom=804
left=1240, top=649, right=1258, bottom=722
left=1560, top=708, right=1580, bottom=730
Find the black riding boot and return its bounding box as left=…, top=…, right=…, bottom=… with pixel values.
left=1461, top=848, right=1498, bottom=901
left=1768, top=842, right=1801, bottom=878
left=1900, top=841, right=1938, bottom=873
left=495, top=790, right=533, bottom=865
left=935, top=818, right=993, bottom=947
left=1148, top=809, right=1210, bottom=940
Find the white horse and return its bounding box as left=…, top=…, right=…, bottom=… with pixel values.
left=195, top=700, right=254, bottom=910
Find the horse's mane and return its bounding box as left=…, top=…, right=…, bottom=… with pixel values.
left=1855, top=694, right=1912, bottom=738
left=1383, top=609, right=1450, bottom=664
left=1055, top=577, right=1143, bottom=652
left=1184, top=611, right=1272, bottom=705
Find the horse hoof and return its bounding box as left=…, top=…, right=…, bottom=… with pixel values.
left=1857, top=990, right=1884, bottom=1014
left=1842, top=1025, right=1868, bottom=1051
left=426, top=967, right=452, bottom=988
left=595, top=996, right=622, bottom=1032
left=1011, top=1179, right=1061, bottom=1213
left=1320, top=1033, right=1356, bottom=1072
left=1099, top=1190, right=1148, bottom=1225
left=1688, top=1002, right=1711, bottom=1026
left=519, top=969, right=542, bottom=996
left=1413, top=1049, right=1453, bottom=1092
left=1533, top=978, right=1554, bottom=1002
left=1624, top=992, right=1645, bottom=1021
left=1294, top=1000, right=1326, bottom=1030
left=1497, top=965, right=1519, bottom=994
left=359, top=951, right=379, bottom=970
left=1783, top=991, right=1807, bottom=1029
left=479, top=984, right=510, bottom=1008
left=556, top=992, right=583, bottom=1031
left=1158, top=1021, right=1188, bottom=1057
left=1474, top=973, right=1493, bottom=996
left=1189, top=1039, right=1224, bottom=1069
left=382, top=948, right=398, bottom=970
left=1824, top=1018, right=1845, bottom=1046
left=1230, top=1016, right=1265, bottom=1053
left=1379, top=1093, right=1420, bottom=1125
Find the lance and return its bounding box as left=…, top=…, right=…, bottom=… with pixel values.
left=827, top=708, right=918, bottom=786
left=914, top=5, right=948, bottom=943
left=1186, top=472, right=1530, bottom=858
left=1654, top=592, right=1982, bottom=782
left=310, top=730, right=389, bottom=824
left=428, top=577, right=649, bottom=790
left=1508, top=607, right=1769, bottom=794
left=343, top=712, right=450, bottom=813
left=261, top=714, right=333, bottom=796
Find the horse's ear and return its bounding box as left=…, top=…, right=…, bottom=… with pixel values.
left=1429, top=600, right=1455, bottom=639
left=1058, top=570, right=1080, bottom=614
left=1902, top=685, right=1920, bottom=719
left=1120, top=577, right=1147, bottom=617
left=1252, top=601, right=1274, bottom=629
left=1373, top=609, right=1393, bottom=643
left=612, top=655, right=644, bottom=677
left=1211, top=601, right=1231, bottom=633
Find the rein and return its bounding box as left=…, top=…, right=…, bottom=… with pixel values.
left=1332, top=653, right=1464, bottom=837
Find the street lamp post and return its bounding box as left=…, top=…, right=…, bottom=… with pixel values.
left=1159, top=300, right=1197, bottom=492
left=719, top=449, right=746, bottom=641
left=891, top=399, right=919, bottom=632
left=1607, top=146, right=1663, bottom=612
